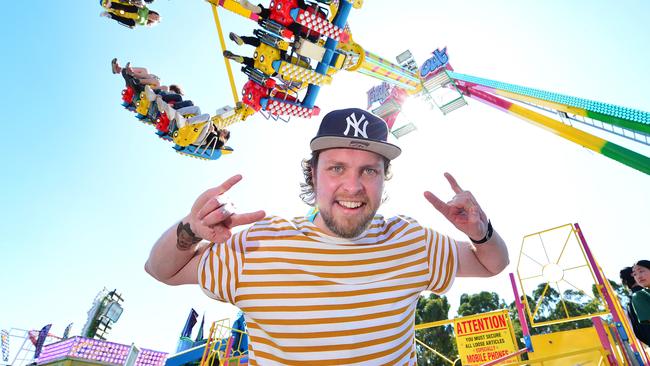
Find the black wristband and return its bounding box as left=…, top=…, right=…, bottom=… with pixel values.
left=470, top=220, right=493, bottom=244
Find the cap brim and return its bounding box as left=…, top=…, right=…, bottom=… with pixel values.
left=310, top=135, right=401, bottom=160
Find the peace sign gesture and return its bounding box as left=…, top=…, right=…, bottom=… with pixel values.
left=185, top=174, right=266, bottom=244
left=424, top=173, right=489, bottom=242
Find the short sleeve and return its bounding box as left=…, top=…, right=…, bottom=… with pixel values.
left=424, top=228, right=458, bottom=294
left=198, top=231, right=247, bottom=304
left=632, top=289, right=650, bottom=323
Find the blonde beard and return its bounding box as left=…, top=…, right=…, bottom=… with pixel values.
left=319, top=206, right=377, bottom=239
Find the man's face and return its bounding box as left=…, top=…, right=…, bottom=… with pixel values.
left=313, top=148, right=385, bottom=238
left=633, top=265, right=650, bottom=288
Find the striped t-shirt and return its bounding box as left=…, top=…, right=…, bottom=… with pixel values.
left=198, top=214, right=458, bottom=366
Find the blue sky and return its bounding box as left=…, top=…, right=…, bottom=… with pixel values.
left=1, top=0, right=649, bottom=357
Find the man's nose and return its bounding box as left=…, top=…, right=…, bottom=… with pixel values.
left=341, top=172, right=363, bottom=193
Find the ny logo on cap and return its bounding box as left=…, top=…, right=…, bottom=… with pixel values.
left=343, top=112, right=369, bottom=138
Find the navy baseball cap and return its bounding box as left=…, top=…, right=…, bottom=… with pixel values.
left=310, top=108, right=401, bottom=160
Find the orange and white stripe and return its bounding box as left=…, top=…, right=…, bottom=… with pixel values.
left=199, top=215, right=457, bottom=365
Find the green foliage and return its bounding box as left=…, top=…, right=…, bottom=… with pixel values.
left=415, top=293, right=457, bottom=366
left=592, top=279, right=629, bottom=307
left=457, top=291, right=506, bottom=317
left=414, top=279, right=624, bottom=365
left=508, top=278, right=623, bottom=344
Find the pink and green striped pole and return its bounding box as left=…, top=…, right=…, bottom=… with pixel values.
left=456, top=83, right=650, bottom=175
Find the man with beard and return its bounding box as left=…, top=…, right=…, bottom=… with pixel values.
left=145, top=108, right=509, bottom=365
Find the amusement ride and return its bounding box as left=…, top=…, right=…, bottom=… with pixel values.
left=106, top=0, right=649, bottom=175
left=4, top=1, right=648, bottom=366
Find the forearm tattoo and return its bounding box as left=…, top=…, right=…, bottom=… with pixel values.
left=176, top=221, right=202, bottom=250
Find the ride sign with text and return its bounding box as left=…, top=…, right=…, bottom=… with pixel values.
left=454, top=310, right=518, bottom=365
left=419, top=47, right=449, bottom=79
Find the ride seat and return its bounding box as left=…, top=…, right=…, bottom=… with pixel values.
left=177, top=105, right=201, bottom=117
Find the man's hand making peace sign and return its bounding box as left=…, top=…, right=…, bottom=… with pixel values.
left=423, top=173, right=509, bottom=277
left=186, top=174, right=266, bottom=245
left=424, top=172, right=489, bottom=242
left=145, top=174, right=265, bottom=285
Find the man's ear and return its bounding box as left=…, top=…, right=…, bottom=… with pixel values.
left=311, top=167, right=317, bottom=192
left=310, top=157, right=317, bottom=183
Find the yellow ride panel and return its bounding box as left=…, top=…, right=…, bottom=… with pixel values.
left=278, top=61, right=332, bottom=86
left=528, top=327, right=607, bottom=366
left=253, top=43, right=282, bottom=76
left=135, top=92, right=151, bottom=119
left=173, top=122, right=209, bottom=147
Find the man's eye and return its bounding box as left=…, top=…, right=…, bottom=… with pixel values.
left=329, top=166, right=343, bottom=173
left=364, top=168, right=378, bottom=176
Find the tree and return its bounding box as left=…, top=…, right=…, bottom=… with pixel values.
left=457, top=292, right=506, bottom=317
left=592, top=279, right=628, bottom=307
left=415, top=293, right=457, bottom=366
left=508, top=278, right=624, bottom=340
left=530, top=283, right=560, bottom=320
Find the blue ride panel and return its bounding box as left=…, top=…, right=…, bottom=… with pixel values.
left=302, top=0, right=354, bottom=108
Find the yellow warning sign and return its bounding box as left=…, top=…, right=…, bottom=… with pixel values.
left=454, top=310, right=518, bottom=365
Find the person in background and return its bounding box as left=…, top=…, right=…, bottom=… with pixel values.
left=621, top=266, right=650, bottom=346
left=100, top=0, right=160, bottom=28
left=632, top=260, right=650, bottom=324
